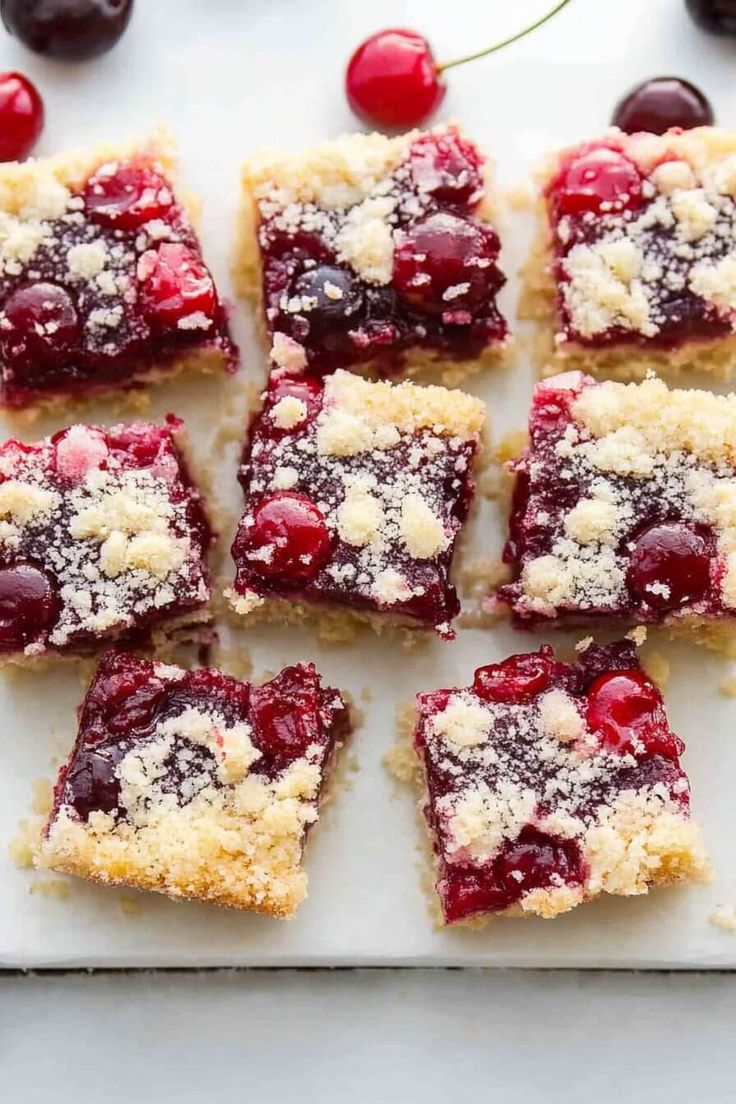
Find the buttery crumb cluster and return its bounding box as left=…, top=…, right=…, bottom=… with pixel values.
left=0, top=134, right=234, bottom=408
left=414, top=641, right=710, bottom=925
left=227, top=368, right=485, bottom=637
left=238, top=123, right=507, bottom=378
left=0, top=418, right=212, bottom=661
left=500, top=371, right=736, bottom=642
left=39, top=651, right=350, bottom=916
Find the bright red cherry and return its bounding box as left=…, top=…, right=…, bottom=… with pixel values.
left=393, top=213, right=501, bottom=317
left=241, top=492, right=332, bottom=583
left=250, top=684, right=316, bottom=759
left=52, top=425, right=109, bottom=483
left=627, top=522, right=711, bottom=610
left=0, top=563, right=60, bottom=649
left=613, top=77, right=714, bottom=135
left=266, top=373, right=324, bottom=433
left=1, top=282, right=79, bottom=366
left=551, top=147, right=644, bottom=216
left=408, top=130, right=483, bottom=206
left=0, top=71, right=44, bottom=162
left=138, top=244, right=216, bottom=328
left=83, top=161, right=173, bottom=230
left=474, top=647, right=557, bottom=703
left=1, top=0, right=134, bottom=62
left=346, top=29, right=445, bottom=130
left=587, top=669, right=678, bottom=758
left=496, top=829, right=584, bottom=897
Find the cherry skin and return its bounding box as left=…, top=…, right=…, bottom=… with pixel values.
left=346, top=28, right=445, bottom=129
left=0, top=563, right=61, bottom=650
left=52, top=425, right=109, bottom=483
left=138, top=244, right=216, bottom=328
left=0, top=0, right=134, bottom=62
left=685, top=0, right=736, bottom=35
left=393, top=213, right=501, bottom=316
left=83, top=161, right=173, bottom=230
left=627, top=522, right=711, bottom=610
left=408, top=130, right=483, bottom=206
left=266, top=373, right=324, bottom=434
left=288, top=265, right=365, bottom=341
left=496, top=828, right=585, bottom=898
left=0, top=71, right=44, bottom=162
left=551, top=147, right=644, bottom=216
left=240, top=492, right=332, bottom=583
left=613, top=77, right=714, bottom=135
left=64, top=749, right=120, bottom=819
left=473, top=647, right=557, bottom=703
left=586, top=669, right=679, bottom=759
left=1, top=283, right=79, bottom=367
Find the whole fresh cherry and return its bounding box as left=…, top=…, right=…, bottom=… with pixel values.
left=345, top=1, right=571, bottom=130
left=0, top=0, right=134, bottom=62
left=685, top=0, right=736, bottom=35
left=0, top=71, right=43, bottom=161
left=612, top=77, right=714, bottom=134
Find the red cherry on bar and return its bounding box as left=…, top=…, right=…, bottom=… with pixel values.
left=612, top=76, right=714, bottom=135
left=0, top=71, right=44, bottom=162
left=345, top=1, right=571, bottom=130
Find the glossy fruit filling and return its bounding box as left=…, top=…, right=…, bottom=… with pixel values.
left=0, top=157, right=235, bottom=408
left=259, top=128, right=506, bottom=377
left=49, top=651, right=350, bottom=825
left=415, top=641, right=690, bottom=924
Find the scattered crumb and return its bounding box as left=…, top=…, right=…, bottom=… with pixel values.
left=504, top=183, right=535, bottom=211
left=710, top=905, right=736, bottom=932
left=29, top=878, right=71, bottom=901
left=719, top=673, right=736, bottom=698
left=120, top=895, right=140, bottom=916
left=494, top=428, right=528, bottom=465
left=457, top=556, right=511, bottom=600
left=575, top=636, right=594, bottom=653
left=31, top=777, right=54, bottom=816
left=360, top=686, right=373, bottom=703
left=626, top=625, right=648, bottom=646
left=383, top=703, right=419, bottom=784
left=641, top=649, right=670, bottom=689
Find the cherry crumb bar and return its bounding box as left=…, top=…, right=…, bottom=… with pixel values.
left=0, top=418, right=213, bottom=664
left=234, top=123, right=507, bottom=382
left=226, top=368, right=485, bottom=639
left=414, top=640, right=710, bottom=925
left=522, top=126, right=736, bottom=381
left=38, top=651, right=351, bottom=916
left=0, top=131, right=235, bottom=411
left=498, top=372, right=736, bottom=649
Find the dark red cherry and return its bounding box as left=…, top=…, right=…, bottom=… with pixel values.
left=346, top=28, right=445, bottom=130
left=473, top=647, right=557, bottom=703
left=685, top=0, right=736, bottom=35
left=551, top=147, right=644, bottom=216
left=240, top=492, right=332, bottom=583
left=65, top=749, right=120, bottom=820
left=249, top=688, right=313, bottom=759
left=496, top=829, right=585, bottom=897
left=408, top=130, right=484, bottom=206
left=1, top=283, right=79, bottom=366
left=266, top=373, right=323, bottom=433
left=393, top=213, right=501, bottom=316
left=1, top=0, right=134, bottom=61
left=105, top=679, right=167, bottom=736
left=0, top=71, right=44, bottom=161
left=627, top=522, right=711, bottom=610
left=613, top=77, right=714, bottom=135
left=288, top=265, right=364, bottom=340
left=138, top=244, right=216, bottom=328
left=0, top=563, right=60, bottom=650
left=587, top=669, right=678, bottom=758
left=83, top=161, right=172, bottom=230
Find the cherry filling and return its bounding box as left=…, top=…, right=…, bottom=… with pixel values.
left=393, top=213, right=502, bottom=318
left=51, top=652, right=349, bottom=826
left=52, top=424, right=109, bottom=482
left=138, top=243, right=217, bottom=327
left=263, top=372, right=323, bottom=435
left=627, top=522, right=712, bottom=610
left=83, top=162, right=173, bottom=230
left=408, top=130, right=483, bottom=206
left=0, top=563, right=60, bottom=649
left=549, top=147, right=644, bottom=216
left=285, top=265, right=365, bottom=343
left=1, top=282, right=80, bottom=369
left=473, top=646, right=558, bottom=703
left=237, top=491, right=332, bottom=584
left=586, top=669, right=680, bottom=759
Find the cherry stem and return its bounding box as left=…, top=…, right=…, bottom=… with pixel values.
left=437, top=0, right=572, bottom=73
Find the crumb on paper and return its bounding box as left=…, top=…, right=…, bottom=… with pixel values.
left=457, top=556, right=510, bottom=600
left=626, top=625, right=648, bottom=647
left=641, top=649, right=670, bottom=689
left=29, top=878, right=71, bottom=901
left=31, top=777, right=54, bottom=816
left=120, top=896, right=140, bottom=916
left=360, top=686, right=373, bottom=703
left=575, top=636, right=594, bottom=653
left=719, top=672, right=736, bottom=698
left=710, top=905, right=736, bottom=932
left=494, top=429, right=528, bottom=465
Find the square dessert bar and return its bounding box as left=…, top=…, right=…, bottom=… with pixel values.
left=499, top=372, right=736, bottom=649
left=414, top=640, right=710, bottom=925
left=522, top=126, right=736, bottom=380
left=235, top=123, right=507, bottom=382
left=39, top=651, right=351, bottom=916
left=226, top=368, right=486, bottom=639
left=0, top=417, right=213, bottom=664
left=0, top=131, right=235, bottom=410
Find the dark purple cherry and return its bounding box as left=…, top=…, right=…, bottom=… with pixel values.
left=289, top=265, right=365, bottom=340
left=627, top=522, right=711, bottom=610
left=612, top=76, right=714, bottom=135
left=65, top=748, right=120, bottom=819
left=685, top=0, right=736, bottom=36
left=0, top=0, right=134, bottom=62
left=0, top=563, right=60, bottom=650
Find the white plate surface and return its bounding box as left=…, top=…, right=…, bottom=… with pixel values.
left=2, top=0, right=736, bottom=968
